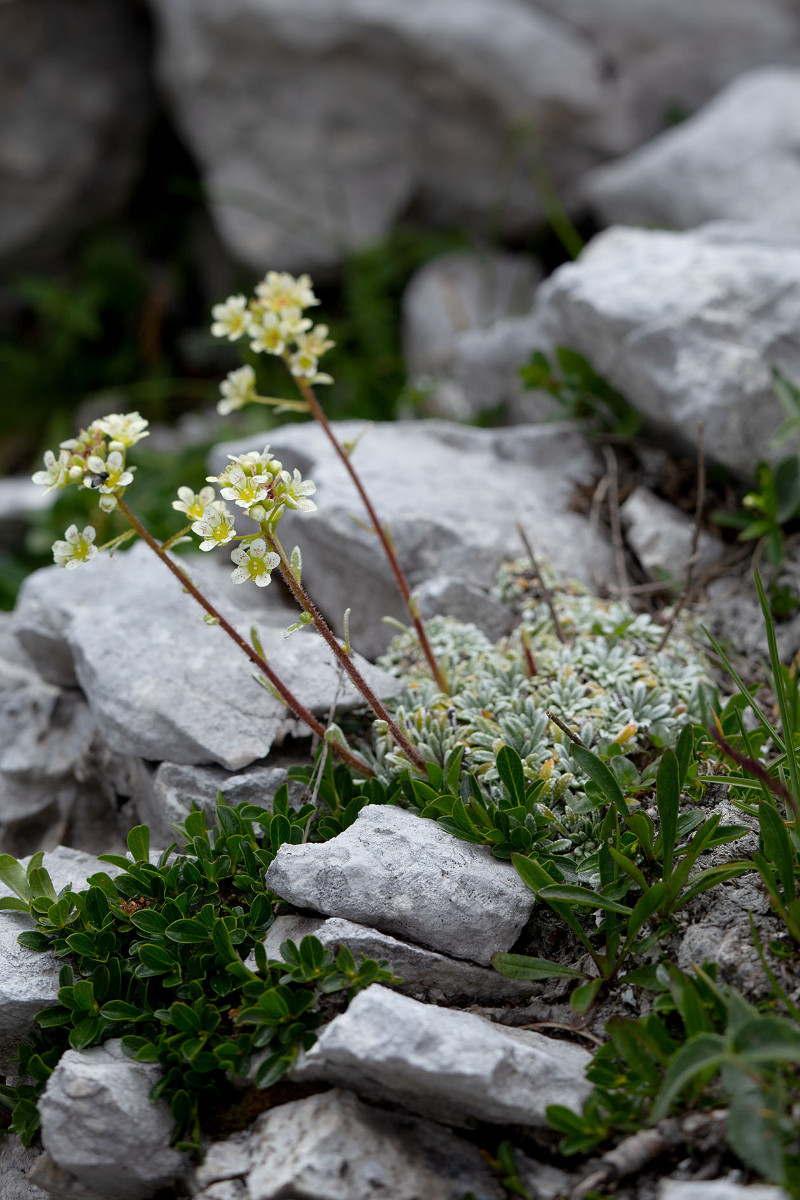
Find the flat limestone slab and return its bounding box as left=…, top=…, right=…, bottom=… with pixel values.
left=265, top=804, right=535, bottom=966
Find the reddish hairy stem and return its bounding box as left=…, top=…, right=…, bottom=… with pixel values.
left=266, top=530, right=427, bottom=772
left=115, top=496, right=374, bottom=777
left=294, top=376, right=450, bottom=695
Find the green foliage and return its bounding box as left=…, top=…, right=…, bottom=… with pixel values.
left=0, top=795, right=395, bottom=1150
left=519, top=347, right=642, bottom=439
left=547, top=963, right=800, bottom=1193
left=714, top=369, right=800, bottom=603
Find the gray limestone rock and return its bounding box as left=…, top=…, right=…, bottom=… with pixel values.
left=0, top=848, right=116, bottom=1066
left=147, top=0, right=604, bottom=271
left=212, top=419, right=614, bottom=659
left=583, top=69, right=800, bottom=234
left=129, top=759, right=298, bottom=847
left=36, top=1041, right=184, bottom=1200
left=259, top=914, right=537, bottom=1005
left=292, top=984, right=592, bottom=1127
left=0, top=0, right=151, bottom=267
left=660, top=1183, right=790, bottom=1200
left=12, top=542, right=400, bottom=771
left=403, top=250, right=541, bottom=378
left=412, top=576, right=515, bottom=643
left=534, top=222, right=800, bottom=479
left=265, top=804, right=535, bottom=966
left=191, top=1088, right=502, bottom=1200
left=0, top=1136, right=49, bottom=1200
left=620, top=487, right=723, bottom=582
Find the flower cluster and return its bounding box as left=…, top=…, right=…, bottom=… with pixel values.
left=183, top=442, right=317, bottom=588
left=32, top=411, right=149, bottom=569
left=210, top=270, right=335, bottom=413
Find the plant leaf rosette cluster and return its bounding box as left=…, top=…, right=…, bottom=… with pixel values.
left=0, top=796, right=395, bottom=1150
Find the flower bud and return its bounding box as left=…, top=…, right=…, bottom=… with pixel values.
left=248, top=503, right=267, bottom=523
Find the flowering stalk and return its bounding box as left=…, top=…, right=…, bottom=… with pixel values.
left=115, top=497, right=375, bottom=778
left=292, top=374, right=450, bottom=695
left=211, top=272, right=449, bottom=695
left=264, top=529, right=426, bottom=772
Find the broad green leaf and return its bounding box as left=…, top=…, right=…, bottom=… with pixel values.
left=130, top=909, right=168, bottom=937
left=496, top=746, right=526, bottom=806
left=491, top=953, right=585, bottom=981
left=622, top=883, right=666, bottom=951
left=571, top=978, right=603, bottom=1014
left=512, top=854, right=559, bottom=893
left=165, top=919, right=211, bottom=944
left=100, top=1001, right=144, bottom=1022
left=169, top=1003, right=202, bottom=1035
left=212, top=920, right=237, bottom=963
left=126, top=825, right=150, bottom=864
left=625, top=812, right=655, bottom=861
left=724, top=1066, right=786, bottom=1185
left=254, top=1052, right=293, bottom=1089
left=137, top=943, right=177, bottom=973
left=27, top=867, right=57, bottom=902
left=732, top=1014, right=800, bottom=1064
left=758, top=802, right=796, bottom=901
left=66, top=932, right=104, bottom=960
left=83, top=886, right=110, bottom=928
left=0, top=896, right=30, bottom=912
left=0, top=854, right=32, bottom=902
left=651, top=1033, right=726, bottom=1121
left=607, top=847, right=647, bottom=892
left=69, top=1016, right=102, bottom=1051
left=571, top=745, right=628, bottom=816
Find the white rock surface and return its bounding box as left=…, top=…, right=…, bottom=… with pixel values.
left=265, top=804, right=535, bottom=966
left=534, top=222, right=800, bottom=479
left=403, top=250, right=540, bottom=377
left=0, top=1136, right=49, bottom=1200
left=12, top=542, right=400, bottom=770
left=583, top=69, right=800, bottom=233
left=147, top=0, right=604, bottom=271
left=412, top=576, right=514, bottom=643
left=0, top=0, right=150, bottom=265
left=292, top=984, right=592, bottom=1127
left=534, top=0, right=800, bottom=147
left=260, top=914, right=536, bottom=1004
left=0, top=848, right=114, bottom=1066
left=212, top=419, right=613, bottom=658
left=191, top=1088, right=503, bottom=1200
left=621, top=487, right=723, bottom=581
left=660, top=1182, right=790, bottom=1200
left=37, top=1040, right=184, bottom=1200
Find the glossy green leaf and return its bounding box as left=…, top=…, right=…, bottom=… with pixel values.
left=165, top=919, right=211, bottom=944
left=126, top=825, right=150, bottom=864
left=651, top=1033, right=726, bottom=1121
left=656, top=749, right=679, bottom=877
left=491, top=953, right=585, bottom=981
left=571, top=745, right=628, bottom=816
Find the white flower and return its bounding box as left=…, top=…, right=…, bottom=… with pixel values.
left=32, top=449, right=71, bottom=493
left=98, top=494, right=118, bottom=513
left=172, top=485, right=216, bottom=520
left=255, top=271, right=319, bottom=314
left=230, top=538, right=280, bottom=587
left=94, top=412, right=149, bottom=448
left=275, top=468, right=317, bottom=513
left=249, top=311, right=287, bottom=356
left=191, top=503, right=236, bottom=551
left=219, top=465, right=271, bottom=510
left=208, top=446, right=279, bottom=487
left=52, top=525, right=98, bottom=570
left=288, top=346, right=319, bottom=380
left=210, top=294, right=251, bottom=340
left=86, top=450, right=134, bottom=494
left=302, top=324, right=335, bottom=357
left=217, top=365, right=257, bottom=415
left=289, top=326, right=335, bottom=382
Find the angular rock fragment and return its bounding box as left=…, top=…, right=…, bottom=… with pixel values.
left=292, top=984, right=592, bottom=1126
left=265, top=804, right=535, bottom=965
left=583, top=69, right=800, bottom=234
left=260, top=915, right=536, bottom=1004
left=535, top=223, right=800, bottom=478
left=12, top=543, right=400, bottom=770
left=659, top=1182, right=790, bottom=1200
left=191, top=1088, right=502, bottom=1200
left=36, top=1041, right=184, bottom=1200
left=620, top=487, right=722, bottom=581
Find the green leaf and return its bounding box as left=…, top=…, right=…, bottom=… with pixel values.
left=538, top=885, right=633, bottom=916
left=27, top=867, right=57, bottom=902
left=100, top=1001, right=144, bottom=1022
left=732, top=1014, right=800, bottom=1064
left=651, top=1033, right=726, bottom=1121
left=656, top=750, right=679, bottom=878
left=0, top=896, right=30, bottom=912
left=625, top=812, right=655, bottom=861
left=254, top=1052, right=293, bottom=1089
left=83, top=886, right=110, bottom=928
left=169, top=1003, right=202, bottom=1035
left=69, top=1016, right=102, bottom=1051
left=66, top=932, right=104, bottom=960
left=496, top=746, right=526, bottom=806
left=571, top=745, right=628, bottom=817
left=212, top=920, right=237, bottom=963
left=0, top=854, right=32, bottom=902
left=491, top=953, right=585, bottom=981
left=137, top=943, right=177, bottom=973
left=724, top=1066, right=787, bottom=1185
left=127, top=825, right=150, bottom=864
left=758, top=802, right=796, bottom=901
left=675, top=726, right=694, bottom=790
left=165, top=919, right=211, bottom=944
left=130, top=909, right=168, bottom=936
left=571, top=978, right=603, bottom=1014
left=622, top=884, right=666, bottom=952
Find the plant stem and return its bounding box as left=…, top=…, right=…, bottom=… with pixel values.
left=115, top=496, right=374, bottom=777
left=265, top=528, right=427, bottom=772
left=291, top=373, right=450, bottom=695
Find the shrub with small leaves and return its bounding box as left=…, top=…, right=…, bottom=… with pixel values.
left=0, top=790, right=395, bottom=1151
